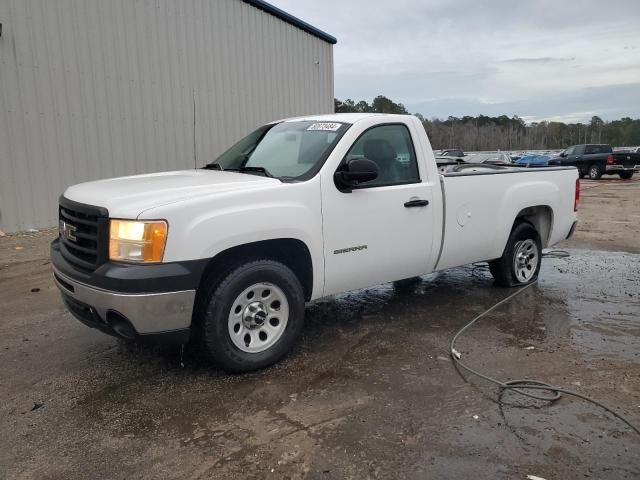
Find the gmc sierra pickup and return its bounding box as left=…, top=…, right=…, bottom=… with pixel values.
left=549, top=144, right=640, bottom=179
left=52, top=114, right=579, bottom=372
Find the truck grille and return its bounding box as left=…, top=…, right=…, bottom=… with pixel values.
left=58, top=198, right=108, bottom=271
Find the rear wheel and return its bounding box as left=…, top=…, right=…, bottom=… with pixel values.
left=588, top=164, right=603, bottom=179
left=619, top=171, right=634, bottom=180
left=194, top=259, right=305, bottom=373
left=489, top=222, right=542, bottom=287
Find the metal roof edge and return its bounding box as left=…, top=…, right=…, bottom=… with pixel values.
left=243, top=0, right=337, bottom=44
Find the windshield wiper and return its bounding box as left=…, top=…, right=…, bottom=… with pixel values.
left=237, top=166, right=273, bottom=177
left=204, top=163, right=277, bottom=179
left=203, top=163, right=223, bottom=170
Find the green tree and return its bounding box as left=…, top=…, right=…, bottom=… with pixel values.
left=371, top=95, right=408, bottom=114
left=335, top=96, right=640, bottom=149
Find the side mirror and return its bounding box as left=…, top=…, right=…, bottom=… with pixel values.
left=334, top=158, right=378, bottom=192
left=560, top=151, right=567, bottom=157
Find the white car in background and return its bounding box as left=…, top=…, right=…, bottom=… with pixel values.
left=464, top=152, right=513, bottom=165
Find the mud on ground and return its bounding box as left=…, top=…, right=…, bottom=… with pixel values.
left=0, top=177, right=639, bottom=479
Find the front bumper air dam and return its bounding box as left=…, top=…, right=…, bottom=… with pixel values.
left=50, top=238, right=210, bottom=342
left=53, top=266, right=195, bottom=342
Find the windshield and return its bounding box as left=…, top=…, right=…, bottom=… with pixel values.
left=208, top=121, right=349, bottom=179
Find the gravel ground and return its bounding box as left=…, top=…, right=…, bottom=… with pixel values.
left=0, top=177, right=638, bottom=479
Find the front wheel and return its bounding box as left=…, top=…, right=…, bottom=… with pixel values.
left=619, top=171, right=634, bottom=180
left=489, top=222, right=542, bottom=287
left=194, top=259, right=305, bottom=373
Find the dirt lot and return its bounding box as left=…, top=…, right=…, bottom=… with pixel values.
left=1, top=178, right=639, bottom=480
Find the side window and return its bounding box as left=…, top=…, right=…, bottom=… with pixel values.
left=584, top=145, right=594, bottom=155
left=344, top=124, right=419, bottom=187
left=586, top=145, right=610, bottom=155
left=565, top=146, right=575, bottom=156
left=574, top=145, right=585, bottom=155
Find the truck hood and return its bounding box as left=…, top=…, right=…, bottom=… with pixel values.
left=63, top=170, right=280, bottom=218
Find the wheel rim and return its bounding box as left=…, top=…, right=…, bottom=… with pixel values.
left=590, top=167, right=598, bottom=178
left=227, top=282, right=289, bottom=354
left=512, top=239, right=539, bottom=283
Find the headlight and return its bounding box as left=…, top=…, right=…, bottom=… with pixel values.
left=109, top=219, right=168, bottom=263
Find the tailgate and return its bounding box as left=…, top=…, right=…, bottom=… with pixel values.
left=613, top=153, right=640, bottom=169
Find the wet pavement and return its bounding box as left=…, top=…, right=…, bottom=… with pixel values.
left=1, top=178, right=639, bottom=479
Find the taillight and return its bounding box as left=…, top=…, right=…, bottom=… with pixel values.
left=607, top=154, right=614, bottom=165
left=574, top=178, right=580, bottom=212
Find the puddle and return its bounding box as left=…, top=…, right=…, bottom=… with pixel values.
left=541, top=250, right=640, bottom=360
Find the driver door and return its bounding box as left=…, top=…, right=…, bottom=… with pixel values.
left=321, top=123, right=436, bottom=296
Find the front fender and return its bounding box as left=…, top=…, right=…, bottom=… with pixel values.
left=139, top=180, right=324, bottom=298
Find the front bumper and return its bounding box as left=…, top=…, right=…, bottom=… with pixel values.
left=53, top=267, right=195, bottom=340
left=51, top=239, right=205, bottom=341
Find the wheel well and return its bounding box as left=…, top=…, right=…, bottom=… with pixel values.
left=514, top=205, right=553, bottom=247
left=198, top=239, right=313, bottom=301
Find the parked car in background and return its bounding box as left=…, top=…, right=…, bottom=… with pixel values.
left=439, top=148, right=465, bottom=157
left=435, top=155, right=464, bottom=164
left=548, top=144, right=639, bottom=179
left=516, top=154, right=551, bottom=167
left=464, top=152, right=512, bottom=165
left=614, top=146, right=640, bottom=154
left=435, top=155, right=465, bottom=173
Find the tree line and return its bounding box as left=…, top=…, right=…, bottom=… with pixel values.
left=335, top=96, right=640, bottom=151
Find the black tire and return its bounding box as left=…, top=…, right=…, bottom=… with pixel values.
left=194, top=259, right=305, bottom=373
left=619, top=171, right=634, bottom=180
left=489, top=222, right=542, bottom=287
left=588, top=164, right=603, bottom=179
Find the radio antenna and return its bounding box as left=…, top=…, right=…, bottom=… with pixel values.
left=192, top=89, right=197, bottom=169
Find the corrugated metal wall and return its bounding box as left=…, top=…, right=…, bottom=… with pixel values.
left=0, top=0, right=334, bottom=232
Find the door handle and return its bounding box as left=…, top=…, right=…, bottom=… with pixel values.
left=404, top=199, right=429, bottom=208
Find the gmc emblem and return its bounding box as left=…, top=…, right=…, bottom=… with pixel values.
left=59, top=220, right=77, bottom=242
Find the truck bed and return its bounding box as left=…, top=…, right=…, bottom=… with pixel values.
left=611, top=152, right=640, bottom=170
left=435, top=166, right=577, bottom=270
left=440, top=164, right=575, bottom=177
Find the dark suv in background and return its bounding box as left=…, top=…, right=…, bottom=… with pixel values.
left=549, top=144, right=639, bottom=179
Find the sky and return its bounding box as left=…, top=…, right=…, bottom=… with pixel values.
left=269, top=0, right=640, bottom=123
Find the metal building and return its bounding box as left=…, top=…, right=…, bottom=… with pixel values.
left=0, top=0, right=336, bottom=232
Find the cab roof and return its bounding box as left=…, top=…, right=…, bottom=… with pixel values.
left=277, top=113, right=413, bottom=124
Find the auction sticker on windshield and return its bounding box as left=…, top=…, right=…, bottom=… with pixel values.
left=307, top=123, right=341, bottom=131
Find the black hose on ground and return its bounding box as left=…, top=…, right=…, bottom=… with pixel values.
left=449, top=278, right=640, bottom=436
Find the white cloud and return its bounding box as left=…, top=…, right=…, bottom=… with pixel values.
left=521, top=112, right=597, bottom=124
left=269, top=0, right=640, bottom=121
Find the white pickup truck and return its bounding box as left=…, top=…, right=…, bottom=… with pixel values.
left=52, top=113, right=579, bottom=372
